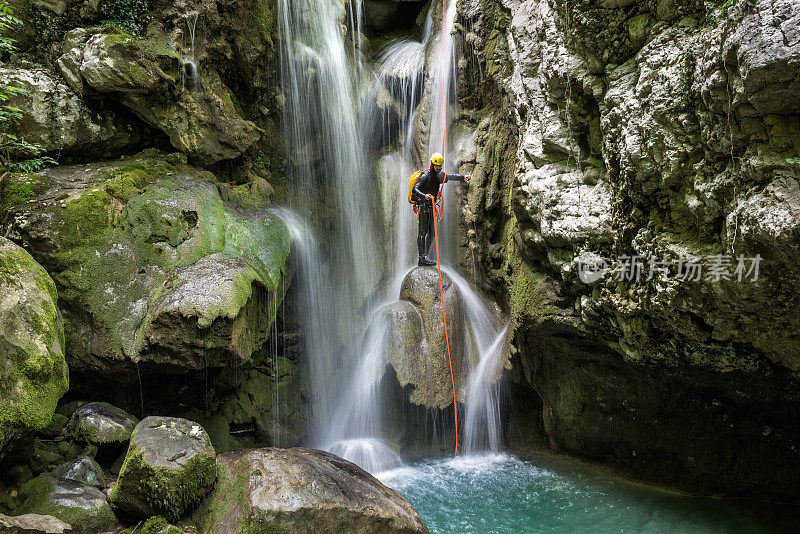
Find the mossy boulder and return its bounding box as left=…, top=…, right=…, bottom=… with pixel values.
left=0, top=237, right=69, bottom=455
left=67, top=403, right=138, bottom=445
left=65, top=28, right=260, bottom=163
left=53, top=457, right=105, bottom=489
left=109, top=417, right=216, bottom=521
left=16, top=475, right=115, bottom=534
left=195, top=448, right=428, bottom=534
left=2, top=151, right=292, bottom=374
left=0, top=67, right=144, bottom=159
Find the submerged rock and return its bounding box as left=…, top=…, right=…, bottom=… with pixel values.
left=196, top=448, right=427, bottom=534
left=53, top=457, right=105, bottom=489
left=0, top=513, right=72, bottom=533
left=109, top=417, right=216, bottom=521
left=1, top=151, right=291, bottom=374
left=16, top=475, right=115, bottom=534
left=67, top=403, right=138, bottom=445
left=0, top=237, right=69, bottom=455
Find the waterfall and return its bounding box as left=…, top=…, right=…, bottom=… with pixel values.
left=372, top=39, right=427, bottom=283
left=185, top=12, right=201, bottom=91
left=277, top=0, right=505, bottom=470
left=426, top=0, right=461, bottom=262
left=278, top=0, right=383, bottom=451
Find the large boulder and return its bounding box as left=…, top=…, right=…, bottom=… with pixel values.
left=1, top=151, right=292, bottom=374
left=0, top=237, right=69, bottom=454
left=384, top=267, right=469, bottom=408
left=62, top=28, right=261, bottom=164
left=0, top=67, right=144, bottom=159
left=109, top=417, right=216, bottom=521
left=16, top=475, right=115, bottom=534
left=196, top=448, right=427, bottom=534
left=67, top=403, right=138, bottom=445
left=0, top=513, right=71, bottom=533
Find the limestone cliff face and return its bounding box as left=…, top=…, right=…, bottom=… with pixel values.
left=457, top=0, right=800, bottom=500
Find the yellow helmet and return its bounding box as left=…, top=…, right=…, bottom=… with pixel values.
left=430, top=152, right=444, bottom=166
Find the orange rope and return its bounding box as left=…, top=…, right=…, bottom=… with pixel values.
left=431, top=195, right=458, bottom=457
left=436, top=0, right=458, bottom=458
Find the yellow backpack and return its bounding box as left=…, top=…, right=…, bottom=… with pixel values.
left=407, top=170, right=422, bottom=204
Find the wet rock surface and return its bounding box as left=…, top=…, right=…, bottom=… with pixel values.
left=16, top=475, right=115, bottom=534
left=460, top=0, right=800, bottom=500
left=0, top=237, right=68, bottom=455
left=388, top=267, right=469, bottom=408
left=53, top=457, right=104, bottom=490
left=196, top=447, right=428, bottom=534
left=109, top=417, right=216, bottom=521
left=0, top=513, right=72, bottom=533
left=67, top=403, right=138, bottom=445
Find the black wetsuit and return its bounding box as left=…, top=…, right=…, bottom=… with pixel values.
left=412, top=166, right=467, bottom=259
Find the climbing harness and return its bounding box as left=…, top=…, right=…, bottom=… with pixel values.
left=435, top=0, right=458, bottom=458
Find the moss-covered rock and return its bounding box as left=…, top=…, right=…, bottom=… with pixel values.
left=60, top=27, right=261, bottom=164
left=109, top=417, right=216, bottom=522
left=67, top=403, right=138, bottom=445
left=0, top=67, right=145, bottom=159
left=2, top=151, right=292, bottom=375
left=0, top=237, right=69, bottom=456
left=16, top=475, right=116, bottom=534
left=194, top=448, right=427, bottom=534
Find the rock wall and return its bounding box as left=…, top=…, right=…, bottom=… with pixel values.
left=456, top=0, right=800, bottom=501
left=0, top=0, right=303, bottom=473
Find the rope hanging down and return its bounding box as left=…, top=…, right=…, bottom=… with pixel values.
left=431, top=196, right=458, bottom=458
left=434, top=0, right=459, bottom=459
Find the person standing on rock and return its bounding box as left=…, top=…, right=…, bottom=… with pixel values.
left=412, top=152, right=471, bottom=267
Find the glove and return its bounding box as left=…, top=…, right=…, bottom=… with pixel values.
left=425, top=194, right=434, bottom=200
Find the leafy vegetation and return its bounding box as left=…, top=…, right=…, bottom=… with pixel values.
left=98, top=0, right=151, bottom=35
left=0, top=2, right=56, bottom=181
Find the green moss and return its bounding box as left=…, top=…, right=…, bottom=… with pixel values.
left=143, top=515, right=168, bottom=534
left=10, top=152, right=291, bottom=368
left=0, top=173, right=50, bottom=212
left=110, top=433, right=217, bottom=522
left=18, top=474, right=116, bottom=534
left=194, top=462, right=252, bottom=534
left=0, top=240, right=68, bottom=452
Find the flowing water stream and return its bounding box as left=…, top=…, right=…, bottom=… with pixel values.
left=277, top=0, right=504, bottom=473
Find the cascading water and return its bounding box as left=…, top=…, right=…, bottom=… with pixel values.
left=443, top=268, right=509, bottom=454
left=184, top=12, right=201, bottom=91
left=277, top=0, right=385, bottom=454
left=425, top=0, right=461, bottom=262
left=278, top=0, right=507, bottom=472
